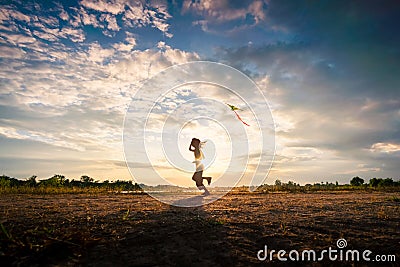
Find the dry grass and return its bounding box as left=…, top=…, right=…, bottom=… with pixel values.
left=0, top=192, right=399, bottom=266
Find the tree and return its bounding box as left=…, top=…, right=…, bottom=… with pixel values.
left=350, top=176, right=364, bottom=186
left=39, top=174, right=66, bottom=187
left=379, top=178, right=394, bottom=187
left=0, top=175, right=11, bottom=187
left=369, top=178, right=380, bottom=187
left=27, top=175, right=37, bottom=187
left=80, top=175, right=94, bottom=184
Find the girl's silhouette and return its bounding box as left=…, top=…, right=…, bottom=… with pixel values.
left=189, top=138, right=212, bottom=196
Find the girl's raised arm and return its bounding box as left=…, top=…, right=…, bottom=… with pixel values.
left=189, top=144, right=195, bottom=152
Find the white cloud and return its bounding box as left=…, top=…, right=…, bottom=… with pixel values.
left=183, top=0, right=267, bottom=32
left=0, top=32, right=36, bottom=47
left=77, top=0, right=172, bottom=37
left=100, top=13, right=120, bottom=31
left=0, top=45, right=25, bottom=59
left=123, top=1, right=172, bottom=37
left=32, top=29, right=58, bottom=41
left=109, top=43, right=199, bottom=83
left=0, top=8, right=10, bottom=23
left=0, top=25, right=200, bottom=179
left=248, top=0, right=266, bottom=23
left=59, top=27, right=86, bottom=42
left=158, top=41, right=199, bottom=64
left=59, top=9, right=69, bottom=21
left=112, top=36, right=136, bottom=52
left=79, top=7, right=101, bottom=28
left=68, top=8, right=83, bottom=27
left=122, top=2, right=148, bottom=26
left=370, top=143, right=400, bottom=154
left=80, top=0, right=126, bottom=15
left=0, top=126, right=84, bottom=151
left=36, top=16, right=59, bottom=27
left=1, top=0, right=172, bottom=48
left=0, top=7, right=31, bottom=23
left=0, top=5, right=87, bottom=44
left=86, top=42, right=115, bottom=63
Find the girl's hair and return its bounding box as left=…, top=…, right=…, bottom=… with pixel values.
left=192, top=138, right=207, bottom=149
left=191, top=138, right=199, bottom=145
left=200, top=140, right=207, bottom=148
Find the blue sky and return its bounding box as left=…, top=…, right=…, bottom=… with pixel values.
left=0, top=0, right=399, bottom=185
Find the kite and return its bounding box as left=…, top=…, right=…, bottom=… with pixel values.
left=226, top=103, right=250, bottom=126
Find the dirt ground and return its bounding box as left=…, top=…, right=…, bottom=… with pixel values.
left=0, top=192, right=399, bottom=266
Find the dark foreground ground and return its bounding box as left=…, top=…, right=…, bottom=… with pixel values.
left=0, top=192, right=399, bottom=266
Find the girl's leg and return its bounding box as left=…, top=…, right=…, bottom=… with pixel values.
left=198, top=185, right=210, bottom=196
left=193, top=171, right=204, bottom=189
left=203, top=177, right=212, bottom=185
left=193, top=171, right=210, bottom=195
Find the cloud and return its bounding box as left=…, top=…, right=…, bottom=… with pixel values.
left=0, top=3, right=87, bottom=45
left=183, top=0, right=266, bottom=23
left=0, top=32, right=36, bottom=46
left=59, top=9, right=69, bottom=21
left=59, top=27, right=86, bottom=42
left=182, top=0, right=267, bottom=33
left=78, top=7, right=101, bottom=28
left=86, top=42, right=115, bottom=63
left=0, top=0, right=173, bottom=48
left=100, top=13, right=120, bottom=31
left=213, top=1, right=400, bottom=182
left=109, top=42, right=199, bottom=82
left=0, top=13, right=199, bottom=179
left=1, top=0, right=399, bottom=184
left=0, top=125, right=84, bottom=151
left=0, top=44, right=26, bottom=59
left=370, top=143, right=400, bottom=154
left=112, top=35, right=136, bottom=52
left=125, top=0, right=172, bottom=37
left=80, top=0, right=126, bottom=15
left=79, top=0, right=173, bottom=37
left=0, top=6, right=31, bottom=23
left=0, top=153, right=132, bottom=181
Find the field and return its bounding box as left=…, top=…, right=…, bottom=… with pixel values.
left=1, top=192, right=399, bottom=266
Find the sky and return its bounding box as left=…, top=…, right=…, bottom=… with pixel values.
left=0, top=0, right=399, bottom=186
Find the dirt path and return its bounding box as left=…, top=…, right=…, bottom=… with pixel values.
left=1, top=192, right=399, bottom=266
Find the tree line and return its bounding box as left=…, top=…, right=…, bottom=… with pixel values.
left=0, top=174, right=399, bottom=193
left=253, top=176, right=400, bottom=193
left=0, top=174, right=142, bottom=192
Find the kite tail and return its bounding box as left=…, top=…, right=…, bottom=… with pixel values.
left=233, top=110, right=250, bottom=126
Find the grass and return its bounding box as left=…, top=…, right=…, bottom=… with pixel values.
left=1, top=192, right=399, bottom=266
left=386, top=195, right=400, bottom=202
left=1, top=222, right=12, bottom=240
left=122, top=209, right=131, bottom=220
